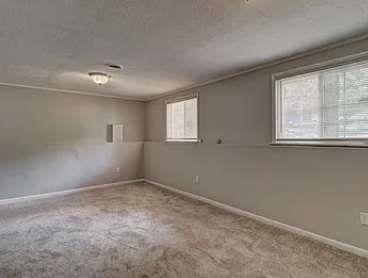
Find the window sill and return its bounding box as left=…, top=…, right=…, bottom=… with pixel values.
left=165, top=139, right=200, bottom=144
left=271, top=140, right=368, bottom=149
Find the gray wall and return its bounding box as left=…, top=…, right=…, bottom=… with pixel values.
left=0, top=86, right=145, bottom=199
left=144, top=38, right=368, bottom=250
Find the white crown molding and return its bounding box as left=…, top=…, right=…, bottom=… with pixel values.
left=0, top=82, right=146, bottom=102
left=0, top=179, right=144, bottom=206
left=144, top=179, right=368, bottom=259
left=144, top=33, right=368, bottom=102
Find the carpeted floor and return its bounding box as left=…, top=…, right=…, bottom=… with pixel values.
left=0, top=182, right=367, bottom=278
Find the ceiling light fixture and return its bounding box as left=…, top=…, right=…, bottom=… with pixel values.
left=89, top=72, right=110, bottom=85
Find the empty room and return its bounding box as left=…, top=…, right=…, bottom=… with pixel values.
left=1, top=1, right=368, bottom=277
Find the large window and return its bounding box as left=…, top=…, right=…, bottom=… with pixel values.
left=166, top=95, right=198, bottom=142
left=274, top=59, right=368, bottom=147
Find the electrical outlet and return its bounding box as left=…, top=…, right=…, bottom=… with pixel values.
left=115, top=167, right=121, bottom=173
left=194, top=176, right=199, bottom=184
left=360, top=212, right=368, bottom=226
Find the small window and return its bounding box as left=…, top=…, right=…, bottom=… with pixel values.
left=274, top=59, right=368, bottom=147
left=166, top=95, right=198, bottom=142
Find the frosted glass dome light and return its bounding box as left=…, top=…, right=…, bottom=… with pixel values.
left=89, top=72, right=110, bottom=85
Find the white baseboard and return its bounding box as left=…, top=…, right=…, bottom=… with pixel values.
left=144, top=179, right=368, bottom=259
left=0, top=179, right=144, bottom=206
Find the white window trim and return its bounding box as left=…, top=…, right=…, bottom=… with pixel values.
left=165, top=93, right=200, bottom=143
left=272, top=51, right=368, bottom=148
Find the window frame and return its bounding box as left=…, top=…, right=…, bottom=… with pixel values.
left=165, top=93, right=199, bottom=143
left=272, top=51, right=368, bottom=148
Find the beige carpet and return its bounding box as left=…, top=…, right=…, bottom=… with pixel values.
left=0, top=182, right=367, bottom=278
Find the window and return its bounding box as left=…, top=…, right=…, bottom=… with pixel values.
left=166, top=95, right=198, bottom=142
left=274, top=59, right=368, bottom=147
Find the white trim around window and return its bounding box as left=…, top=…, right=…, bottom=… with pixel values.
left=272, top=51, right=368, bottom=148
left=165, top=93, right=199, bottom=143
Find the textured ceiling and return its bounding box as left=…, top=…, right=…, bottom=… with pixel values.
left=0, top=0, right=368, bottom=100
